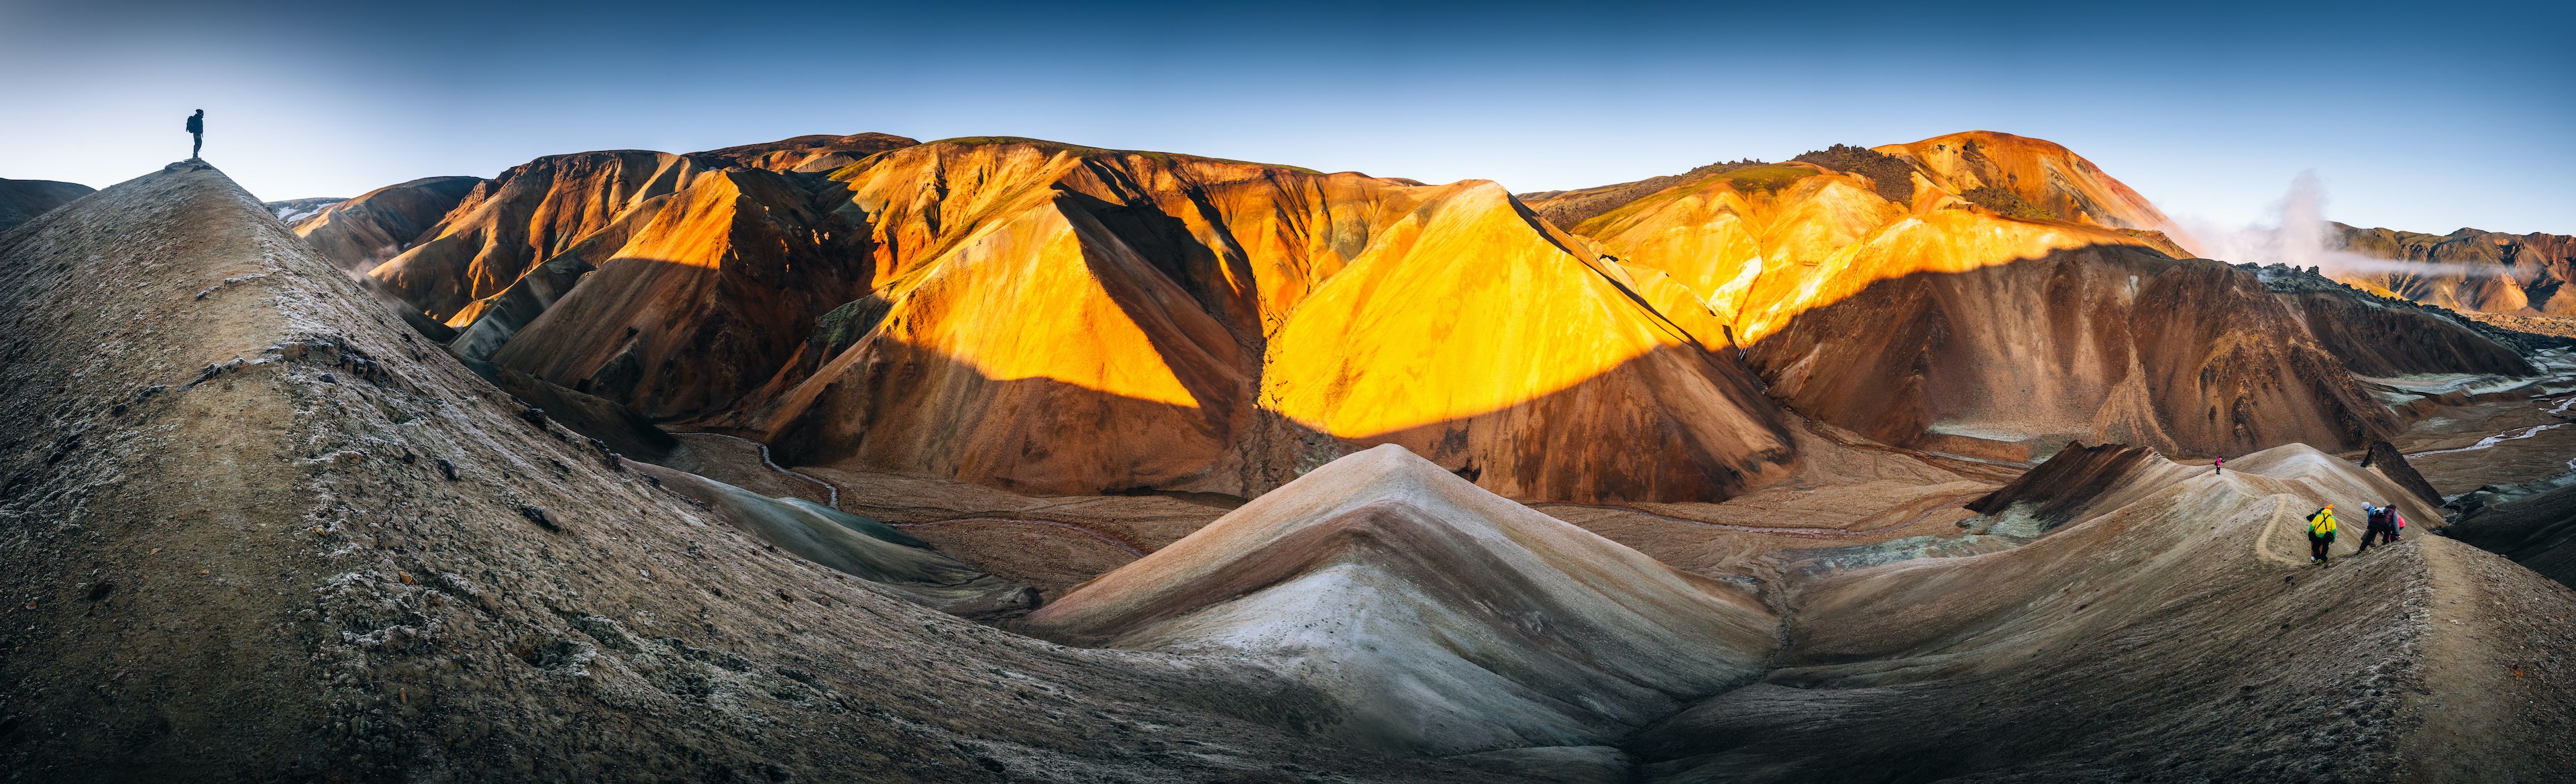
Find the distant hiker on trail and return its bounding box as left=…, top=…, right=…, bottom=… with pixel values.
left=2306, top=504, right=2339, bottom=565
left=2214, top=456, right=2223, bottom=475
left=185, top=109, right=204, bottom=159
left=2356, top=503, right=2401, bottom=554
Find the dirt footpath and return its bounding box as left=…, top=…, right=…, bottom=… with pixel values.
left=2399, top=536, right=2576, bottom=782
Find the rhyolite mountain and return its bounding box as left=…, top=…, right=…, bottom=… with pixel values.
left=302, top=129, right=2540, bottom=504
left=2328, top=223, right=2576, bottom=315
left=311, top=135, right=1798, bottom=504
left=1527, top=130, right=2526, bottom=462
left=11, top=132, right=2576, bottom=783
left=10, top=166, right=2573, bottom=780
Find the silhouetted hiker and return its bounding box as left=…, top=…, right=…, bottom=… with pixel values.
left=186, top=109, right=204, bottom=159
left=2359, top=503, right=2400, bottom=552
left=2306, top=504, right=2339, bottom=565
left=2214, top=456, right=2223, bottom=475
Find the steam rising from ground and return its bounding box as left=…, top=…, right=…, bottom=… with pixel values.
left=2170, top=171, right=2507, bottom=279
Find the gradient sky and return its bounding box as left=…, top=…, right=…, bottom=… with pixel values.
left=3, top=0, right=2570, bottom=235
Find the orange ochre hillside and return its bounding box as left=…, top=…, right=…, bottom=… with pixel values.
left=304, top=130, right=2536, bottom=502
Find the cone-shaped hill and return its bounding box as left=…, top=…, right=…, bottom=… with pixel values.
left=1022, top=444, right=1778, bottom=756
left=0, top=160, right=1527, bottom=783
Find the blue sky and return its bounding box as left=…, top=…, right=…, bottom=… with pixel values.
left=3, top=0, right=2569, bottom=235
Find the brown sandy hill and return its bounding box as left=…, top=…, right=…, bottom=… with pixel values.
left=0, top=177, right=93, bottom=233
left=286, top=176, right=484, bottom=275
left=1634, top=444, right=2576, bottom=782
left=0, top=160, right=1527, bottom=783
left=2329, top=223, right=2576, bottom=315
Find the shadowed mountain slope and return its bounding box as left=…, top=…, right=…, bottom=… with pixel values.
left=0, top=177, right=93, bottom=232
left=2449, top=481, right=2576, bottom=590
left=286, top=175, right=484, bottom=275
left=689, top=132, right=918, bottom=173
left=0, top=161, right=1526, bottom=783
left=2328, top=223, right=2576, bottom=315
left=1745, top=248, right=2406, bottom=459
left=1540, top=133, right=2531, bottom=460
left=624, top=460, right=1036, bottom=617
left=1022, top=444, right=1778, bottom=756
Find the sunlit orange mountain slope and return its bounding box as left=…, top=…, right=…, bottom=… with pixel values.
left=313, top=129, right=2539, bottom=501
left=309, top=136, right=1796, bottom=503
left=1532, top=133, right=2530, bottom=460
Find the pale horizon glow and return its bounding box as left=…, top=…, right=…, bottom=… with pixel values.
left=3, top=0, right=2570, bottom=236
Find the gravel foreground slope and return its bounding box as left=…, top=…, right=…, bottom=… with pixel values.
left=0, top=162, right=1509, bottom=783
left=1635, top=445, right=2576, bottom=783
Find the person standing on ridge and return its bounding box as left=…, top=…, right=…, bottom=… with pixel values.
left=2214, top=456, right=2223, bottom=476
left=2356, top=504, right=2398, bottom=554
left=186, top=109, right=205, bottom=159
left=2306, top=504, right=2338, bottom=565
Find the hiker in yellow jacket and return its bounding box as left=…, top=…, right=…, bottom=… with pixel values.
left=2306, top=504, right=2339, bottom=565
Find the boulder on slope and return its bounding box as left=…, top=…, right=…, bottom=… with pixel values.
left=1022, top=444, right=1778, bottom=756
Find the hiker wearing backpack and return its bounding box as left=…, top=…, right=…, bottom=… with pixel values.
left=2306, top=504, right=2338, bottom=565
left=2356, top=504, right=2399, bottom=554
left=186, top=109, right=204, bottom=159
